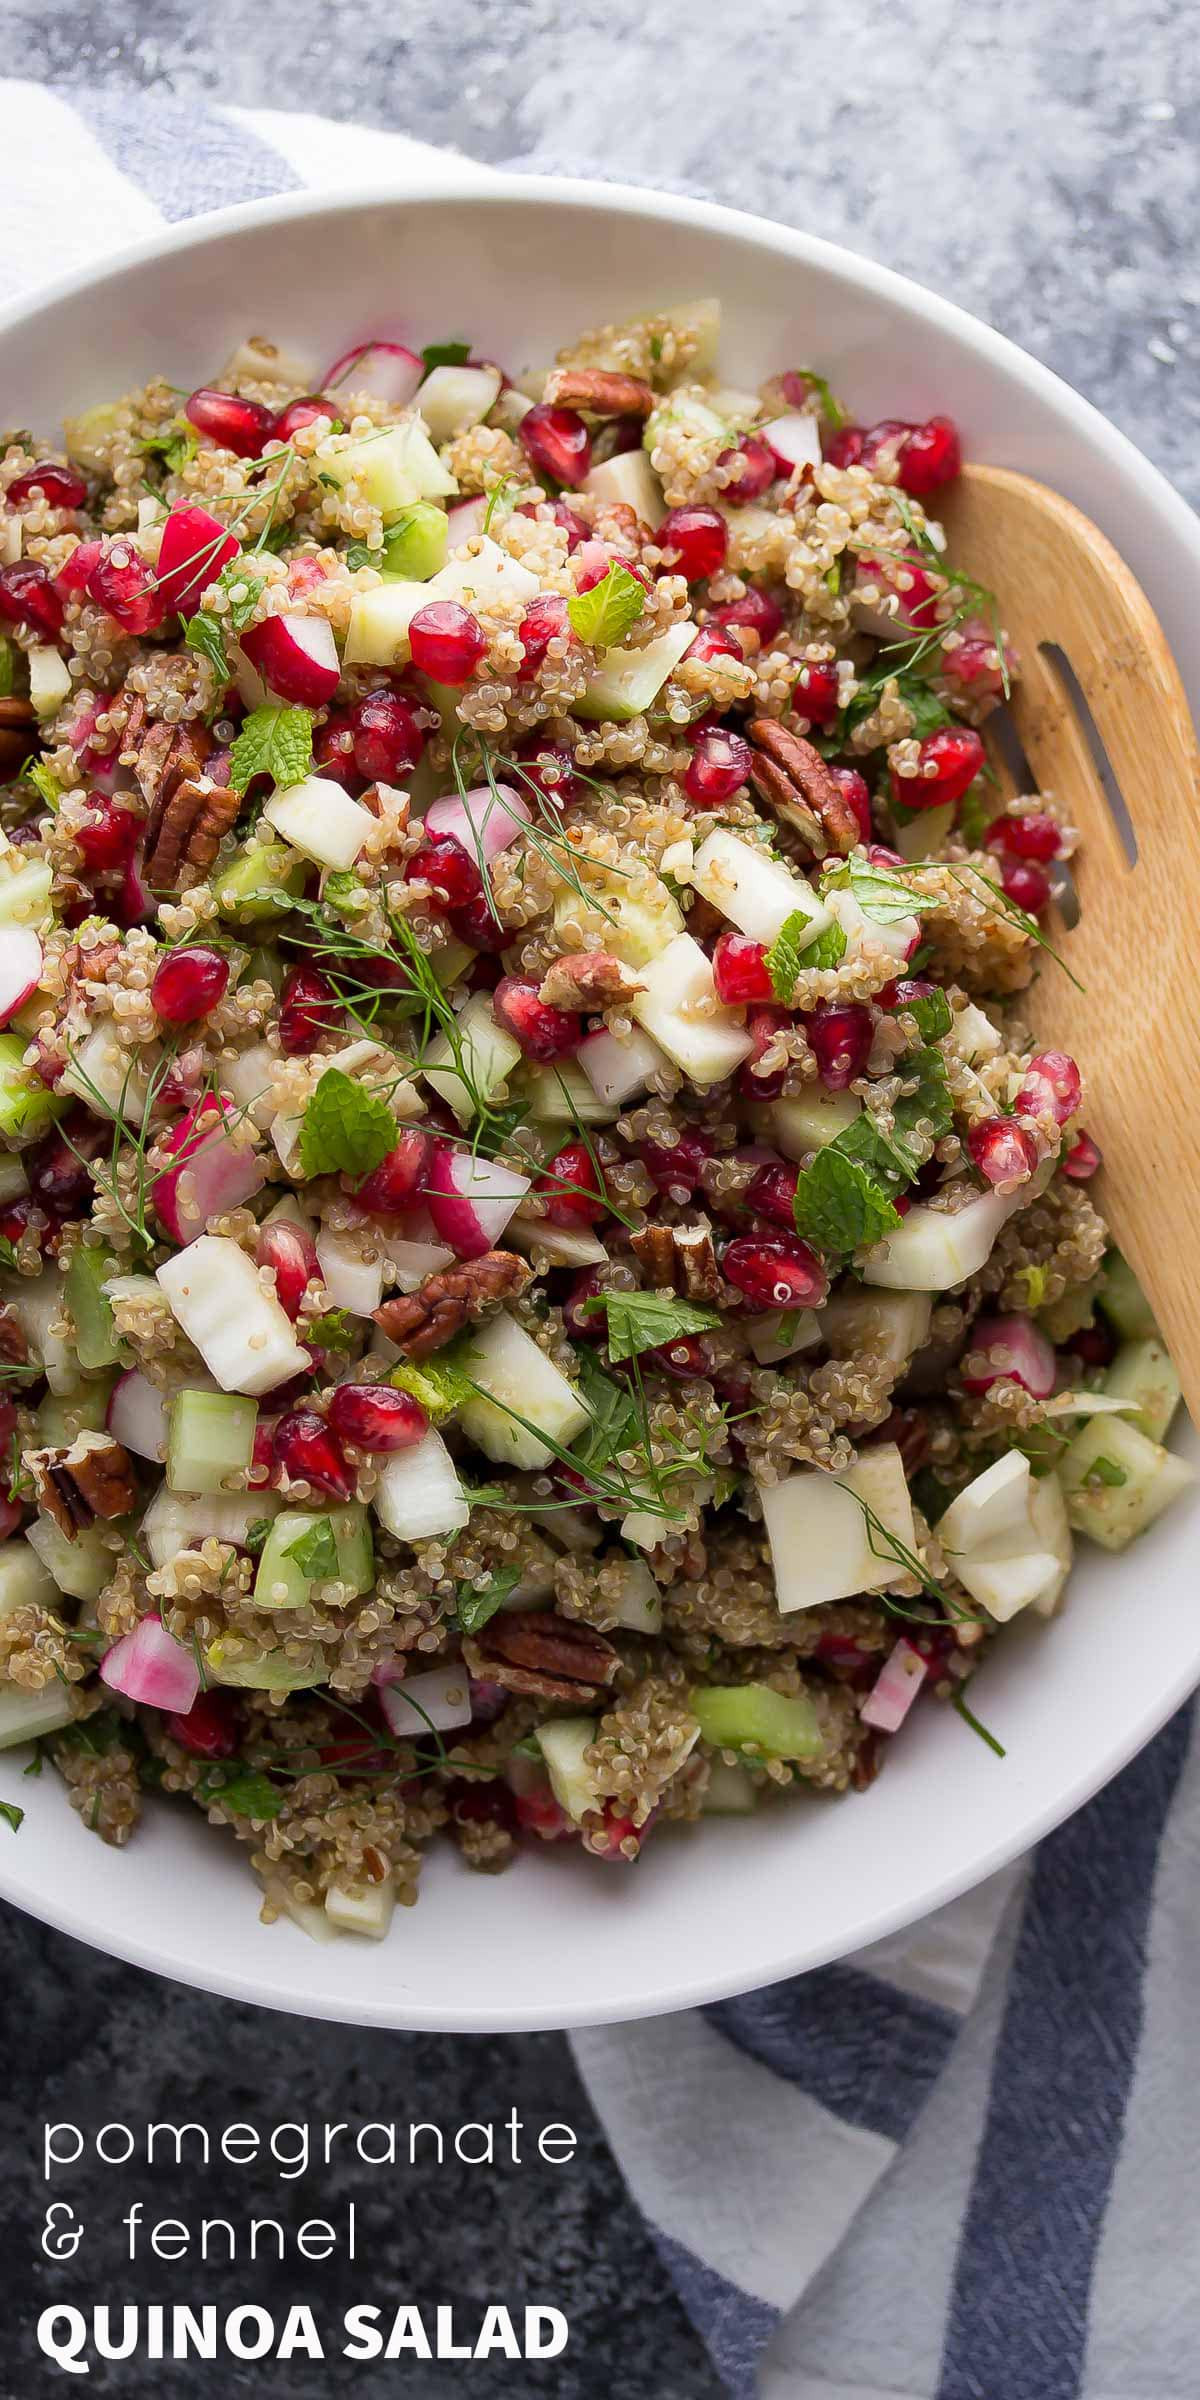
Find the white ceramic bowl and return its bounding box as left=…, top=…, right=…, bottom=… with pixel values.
left=1, top=176, right=1196, bottom=2031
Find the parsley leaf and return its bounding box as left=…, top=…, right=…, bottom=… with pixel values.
left=344, top=539, right=379, bottom=570
left=456, top=1564, right=522, bottom=1634
left=571, top=1345, right=640, bottom=1470
left=585, top=1289, right=721, bottom=1365
left=298, top=1067, right=398, bottom=1179
left=766, top=908, right=842, bottom=999
left=22, top=757, right=60, bottom=813
left=567, top=561, right=647, bottom=648
left=282, top=1516, right=339, bottom=1579
left=892, top=984, right=952, bottom=1042
left=141, top=422, right=200, bottom=474
left=243, top=1519, right=272, bottom=1555
left=389, top=1354, right=474, bottom=1425
left=198, top=1768, right=284, bottom=1820
left=0, top=1798, right=24, bottom=1834
left=792, top=1148, right=902, bottom=1256
left=306, top=1308, right=358, bottom=1352
left=421, top=340, right=471, bottom=371
left=228, top=703, right=314, bottom=798
left=183, top=610, right=231, bottom=681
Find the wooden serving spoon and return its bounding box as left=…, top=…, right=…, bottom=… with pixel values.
left=936, top=462, right=1200, bottom=1419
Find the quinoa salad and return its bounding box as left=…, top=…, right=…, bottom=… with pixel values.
left=0, top=300, right=1190, bottom=1945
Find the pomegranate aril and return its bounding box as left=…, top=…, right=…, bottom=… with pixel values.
left=255, top=1221, right=318, bottom=1320
left=1065, top=1321, right=1114, bottom=1369
left=830, top=764, right=872, bottom=844
left=857, top=549, right=942, bottom=632
left=793, top=658, right=839, bottom=724
left=328, top=1383, right=430, bottom=1453
left=657, top=504, right=728, bottom=582
left=860, top=414, right=961, bottom=496
left=274, top=1410, right=353, bottom=1501
left=824, top=425, right=866, bottom=470
left=967, top=1117, right=1039, bottom=1189
left=313, top=711, right=362, bottom=793
left=882, top=975, right=936, bottom=1012
left=1062, top=1130, right=1101, bottom=1181
left=278, top=963, right=343, bottom=1054
left=515, top=594, right=572, bottom=682
left=515, top=496, right=589, bottom=551
left=347, top=688, right=424, bottom=781
left=712, top=928, right=773, bottom=1004
left=563, top=1269, right=606, bottom=1340
left=708, top=588, right=785, bottom=649
left=944, top=616, right=1011, bottom=698
left=807, top=1002, right=872, bottom=1089
left=7, top=461, right=87, bottom=511
left=151, top=944, right=229, bottom=1024
left=167, top=1690, right=239, bottom=1758
left=184, top=387, right=275, bottom=458
left=408, top=599, right=485, bottom=686
left=519, top=403, right=592, bottom=489
left=685, top=623, right=743, bottom=667
left=404, top=834, right=482, bottom=912
left=646, top=1335, right=709, bottom=1380
left=716, top=436, right=775, bottom=503
left=746, top=1160, right=800, bottom=1228
left=542, top=1140, right=607, bottom=1227
left=960, top=1313, right=1056, bottom=1399
left=723, top=1233, right=828, bottom=1309
left=892, top=725, right=985, bottom=812
left=270, top=396, right=335, bottom=443
left=638, top=1129, right=713, bottom=1196
left=448, top=891, right=512, bottom=955
left=75, top=795, right=142, bottom=875
left=55, top=538, right=103, bottom=599
left=492, top=975, right=582, bottom=1061
left=684, top=726, right=752, bottom=807
left=737, top=1005, right=791, bottom=1100
left=354, top=1127, right=433, bottom=1215
left=1001, top=858, right=1051, bottom=913
left=573, top=540, right=650, bottom=598
left=0, top=560, right=64, bottom=637
left=1016, top=1048, right=1082, bottom=1127
left=86, top=543, right=164, bottom=635
left=987, top=809, right=1062, bottom=862
left=515, top=733, right=580, bottom=808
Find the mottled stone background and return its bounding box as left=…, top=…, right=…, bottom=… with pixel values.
left=2, top=1, right=1197, bottom=2392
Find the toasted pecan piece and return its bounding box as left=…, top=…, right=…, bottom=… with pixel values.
left=373, top=1250, right=531, bottom=1360
left=0, top=695, right=36, bottom=779
left=630, top=1220, right=722, bottom=1303
left=463, top=1610, right=620, bottom=1702
left=538, top=951, right=644, bottom=1011
left=747, top=719, right=861, bottom=856
left=542, top=367, right=655, bottom=421
left=142, top=772, right=239, bottom=891
left=27, top=1430, right=136, bottom=1538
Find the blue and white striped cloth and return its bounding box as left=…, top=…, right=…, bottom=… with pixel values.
left=3, top=80, right=1197, bottom=2398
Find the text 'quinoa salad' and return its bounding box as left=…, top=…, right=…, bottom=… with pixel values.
left=0, top=301, right=1190, bottom=1944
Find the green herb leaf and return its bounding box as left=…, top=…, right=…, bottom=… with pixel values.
left=765, top=909, right=842, bottom=999
left=306, top=1308, right=358, bottom=1352
left=893, top=984, right=952, bottom=1042
left=199, top=1768, right=284, bottom=1820
left=22, top=757, right=61, bottom=813
left=228, top=703, right=314, bottom=798
left=0, top=1798, right=24, bottom=1833
left=0, top=1237, right=18, bottom=1275
left=1090, top=1456, right=1128, bottom=1488
left=834, top=1046, right=952, bottom=1191
left=951, top=1688, right=1006, bottom=1757
left=566, top=561, right=647, bottom=649
left=183, top=610, right=232, bottom=682
left=571, top=1345, right=640, bottom=1469
left=421, top=340, right=471, bottom=371
left=455, top=1564, right=522, bottom=1634
left=282, top=1516, right=339, bottom=1579
left=898, top=675, right=954, bottom=742
left=482, top=478, right=514, bottom=535
left=791, top=367, right=848, bottom=430
left=792, top=1148, right=902, bottom=1257
left=830, top=856, right=939, bottom=928
left=344, top=539, right=378, bottom=571
left=588, top=1289, right=721, bottom=1365
left=0, top=634, right=13, bottom=699
left=141, top=422, right=201, bottom=475
left=322, top=871, right=366, bottom=920
left=388, top=1354, right=473, bottom=1424
left=243, top=1519, right=272, bottom=1555
left=299, top=1067, right=398, bottom=1180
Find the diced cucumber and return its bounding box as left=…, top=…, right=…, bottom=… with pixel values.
left=0, top=860, right=53, bottom=931
left=535, top=1716, right=601, bottom=1822
left=690, top=828, right=832, bottom=947
left=0, top=1680, right=76, bottom=1748
left=553, top=874, right=683, bottom=968
left=0, top=1030, right=63, bottom=1138
left=1103, top=1339, right=1181, bottom=1445
left=142, top=1483, right=278, bottom=1568
left=417, top=362, right=502, bottom=443
left=0, top=1154, right=27, bottom=1205
left=0, top=1539, right=56, bottom=1617
left=253, top=1502, right=374, bottom=1609
left=64, top=400, right=122, bottom=471
left=583, top=450, right=666, bottom=529
left=64, top=1243, right=123, bottom=1371
left=205, top=1641, right=324, bottom=1692
left=343, top=579, right=429, bottom=668
left=421, top=992, right=522, bottom=1126
left=381, top=501, right=449, bottom=582
left=28, top=644, right=71, bottom=718
left=324, top=1878, right=396, bottom=1940
left=34, top=1382, right=114, bottom=1446
left=324, top=420, right=457, bottom=515
left=631, top=933, right=755, bottom=1086
left=893, top=799, right=956, bottom=859
left=1057, top=1414, right=1195, bottom=1550
left=759, top=1088, right=861, bottom=1156
left=26, top=1515, right=113, bottom=1603
left=822, top=1288, right=933, bottom=1370
left=576, top=621, right=698, bottom=723
left=263, top=776, right=373, bottom=873
left=521, top=1058, right=619, bottom=1126
left=746, top=1308, right=823, bottom=1366
left=691, top=1681, right=823, bottom=1761
left=701, top=1759, right=759, bottom=1814
left=373, top=1428, right=469, bottom=1541
left=458, top=1311, right=591, bottom=1471
left=3, top=1273, right=75, bottom=1393
left=213, top=842, right=308, bottom=924
left=1097, top=1253, right=1159, bottom=1343
left=607, top=1555, right=663, bottom=1633
left=329, top=1501, right=374, bottom=1596
left=167, top=1390, right=258, bottom=1495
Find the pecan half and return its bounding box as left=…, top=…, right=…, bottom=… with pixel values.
left=27, top=1430, right=136, bottom=1539
left=630, top=1220, right=721, bottom=1303
left=463, top=1610, right=620, bottom=1702
left=373, top=1250, right=531, bottom=1359
left=0, top=1306, right=28, bottom=1366
left=142, top=772, right=238, bottom=891
left=747, top=719, right=861, bottom=856
left=538, top=951, right=644, bottom=1011
left=629, top=1224, right=677, bottom=1288
left=542, top=367, right=655, bottom=421
left=0, top=695, right=36, bottom=781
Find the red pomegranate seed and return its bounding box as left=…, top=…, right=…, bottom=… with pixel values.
left=404, top=833, right=482, bottom=912
left=647, top=1334, right=710, bottom=1380
left=638, top=1128, right=713, bottom=1195
left=184, top=387, right=275, bottom=458
left=492, top=975, right=581, bottom=1061
left=967, top=1117, right=1039, bottom=1189
left=447, top=890, right=511, bottom=955
left=167, top=1691, right=239, bottom=1758
left=519, top=403, right=592, bottom=488
left=737, top=1005, right=792, bottom=1099
left=986, top=809, right=1061, bottom=862
left=892, top=726, right=985, bottom=812
left=515, top=733, right=580, bottom=808
left=515, top=594, right=572, bottom=682
left=354, top=1127, right=433, bottom=1215
left=657, top=504, right=728, bottom=582
left=1001, top=858, right=1051, bottom=913
left=824, top=426, right=866, bottom=469
left=708, top=588, right=785, bottom=650
left=0, top=1395, right=16, bottom=1452
left=746, top=1160, right=800, bottom=1228
left=346, top=689, right=424, bottom=782
left=858, top=549, right=942, bottom=632
left=151, top=945, right=229, bottom=1024
left=563, top=1269, right=606, bottom=1340
left=313, top=710, right=361, bottom=793
left=327, top=1383, right=430, bottom=1453
left=860, top=414, right=961, bottom=496
left=408, top=599, right=485, bottom=685
left=807, top=1002, right=872, bottom=1089
left=685, top=623, right=743, bottom=666
left=27, top=1112, right=107, bottom=1218
left=1015, top=1048, right=1082, bottom=1127
left=684, top=726, right=752, bottom=807
left=716, top=436, right=775, bottom=502
left=445, top=1775, right=518, bottom=1833
left=882, top=975, right=935, bottom=1013
left=7, top=461, right=88, bottom=510
left=86, top=543, right=164, bottom=635
left=1062, top=1130, right=1101, bottom=1181
left=542, top=1140, right=607, bottom=1227
left=1066, top=1322, right=1115, bottom=1371
left=793, top=658, right=840, bottom=724
left=943, top=616, right=1011, bottom=699
left=274, top=1410, right=353, bottom=1500
left=713, top=929, right=773, bottom=1004
left=573, top=540, right=650, bottom=598
left=830, top=765, right=872, bottom=844
left=723, top=1233, right=828, bottom=1309
left=0, top=560, right=64, bottom=637
left=278, top=963, right=343, bottom=1054
left=255, top=1221, right=318, bottom=1319
left=515, top=496, right=589, bottom=551
left=270, top=396, right=334, bottom=443
left=55, top=538, right=104, bottom=600
left=74, top=795, right=142, bottom=875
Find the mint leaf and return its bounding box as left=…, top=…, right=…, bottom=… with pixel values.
left=567, top=561, right=647, bottom=649
left=587, top=1288, right=721, bottom=1365
left=321, top=871, right=366, bottom=920
left=766, top=908, right=843, bottom=999
left=792, top=1148, right=902, bottom=1256
left=571, top=1345, right=640, bottom=1471
left=344, top=539, right=379, bottom=570
left=142, top=422, right=200, bottom=474
left=282, top=1516, right=339, bottom=1579
left=0, top=1238, right=18, bottom=1275
left=890, top=984, right=952, bottom=1042
left=199, top=1768, right=284, bottom=1820
left=22, top=757, right=60, bottom=813
left=832, top=1048, right=952, bottom=1197
left=183, top=610, right=230, bottom=681
left=389, top=1353, right=473, bottom=1425
left=228, top=704, right=314, bottom=798
left=456, top=1564, right=522, bottom=1635
left=0, top=1798, right=24, bottom=1833
left=243, top=1519, right=272, bottom=1555
left=840, top=858, right=938, bottom=927
left=298, top=1067, right=398, bottom=1178
left=897, top=675, right=954, bottom=741
left=421, top=340, right=471, bottom=371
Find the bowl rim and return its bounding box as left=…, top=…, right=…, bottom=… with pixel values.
left=1, top=165, right=1197, bottom=2031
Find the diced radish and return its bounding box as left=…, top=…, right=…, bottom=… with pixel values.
left=100, top=1614, right=200, bottom=1715
left=314, top=1225, right=385, bottom=1317
left=156, top=1236, right=309, bottom=1396
left=155, top=506, right=241, bottom=616
left=152, top=1098, right=266, bottom=1246
left=122, top=848, right=158, bottom=926
left=416, top=364, right=502, bottom=444
left=379, top=1661, right=474, bottom=1739
left=960, top=1313, right=1057, bottom=1400
left=578, top=1023, right=667, bottom=1108
left=425, top=1143, right=531, bottom=1260
left=860, top=1637, right=928, bottom=1732
left=321, top=339, right=425, bottom=407
left=424, top=782, right=531, bottom=868
left=262, top=773, right=373, bottom=871
left=373, top=1427, right=469, bottom=1541
left=0, top=926, right=42, bottom=1027
left=106, top=1368, right=170, bottom=1462
left=446, top=496, right=488, bottom=547
left=239, top=613, right=341, bottom=706
left=760, top=411, right=823, bottom=477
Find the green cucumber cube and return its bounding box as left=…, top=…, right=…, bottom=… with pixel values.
left=213, top=842, right=308, bottom=924
left=1097, top=1253, right=1159, bottom=1344
left=381, top=501, right=449, bottom=582
left=0, top=1031, right=64, bottom=1139
left=0, top=860, right=53, bottom=931
left=253, top=1502, right=374, bottom=1610
left=167, top=1391, right=258, bottom=1495
left=34, top=1382, right=114, bottom=1446
left=0, top=1680, right=76, bottom=1748
left=1058, top=1413, right=1195, bottom=1550
left=64, top=1243, right=123, bottom=1371
left=535, top=1717, right=600, bottom=1822
left=1104, top=1338, right=1181, bottom=1444
left=690, top=1681, right=823, bottom=1761
left=205, top=1641, right=324, bottom=1691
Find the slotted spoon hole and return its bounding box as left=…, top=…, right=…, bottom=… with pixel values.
left=981, top=700, right=1082, bottom=930
left=1038, top=640, right=1140, bottom=869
